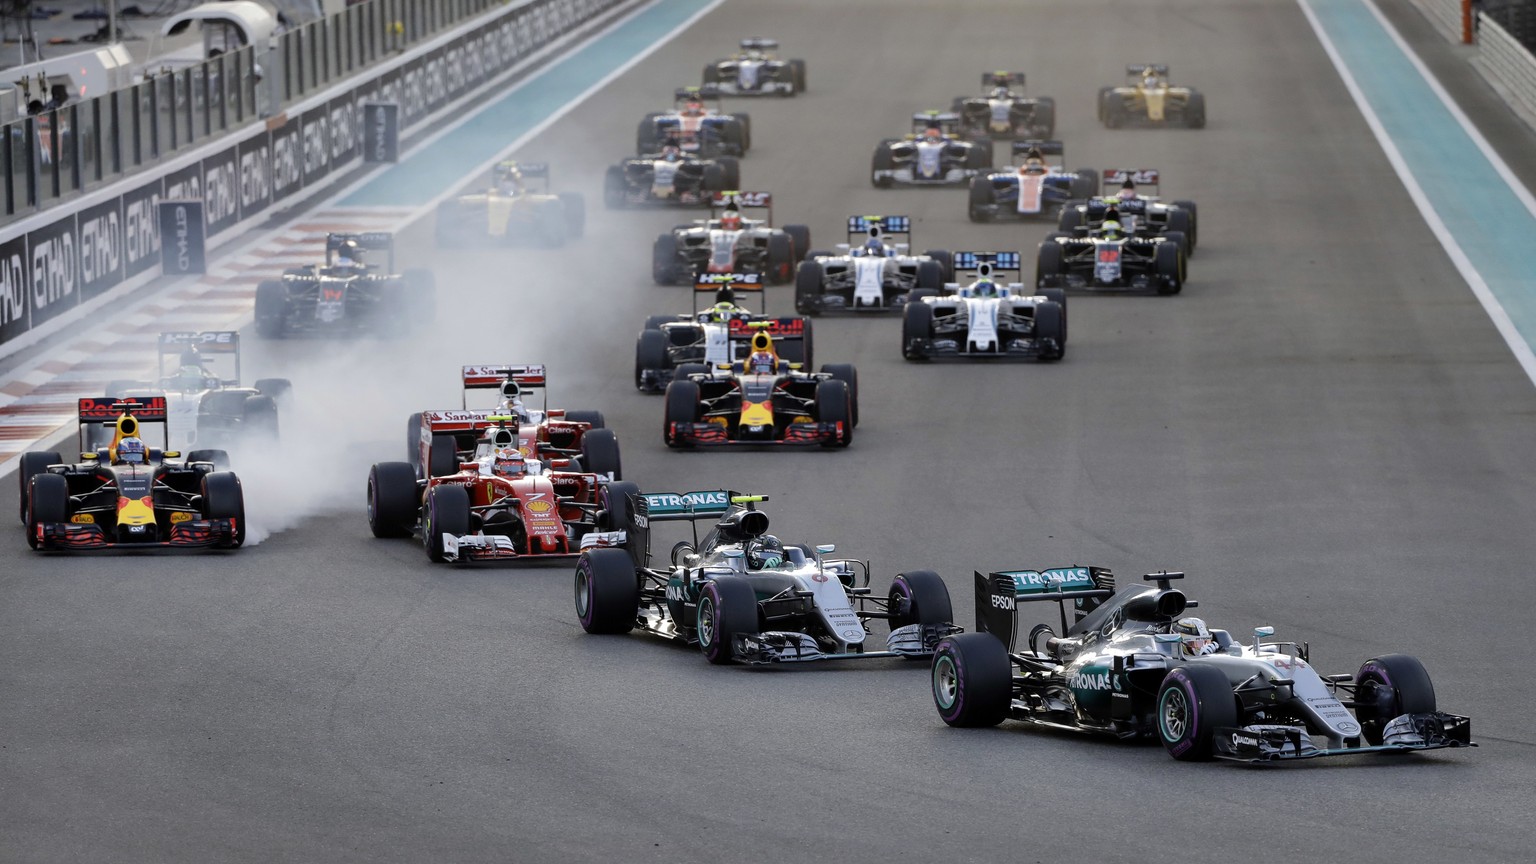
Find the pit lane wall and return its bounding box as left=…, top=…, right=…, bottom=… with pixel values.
left=0, top=0, right=628, bottom=361
left=1408, top=0, right=1536, bottom=129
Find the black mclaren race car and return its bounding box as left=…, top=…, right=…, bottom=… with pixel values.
left=931, top=568, right=1473, bottom=763
left=702, top=38, right=805, bottom=96
left=575, top=491, right=958, bottom=665
left=967, top=140, right=1098, bottom=222
left=1036, top=212, right=1185, bottom=294
left=18, top=398, right=246, bottom=551
left=604, top=148, right=739, bottom=209
left=636, top=87, right=750, bottom=157
left=255, top=232, right=435, bottom=338
left=871, top=112, right=991, bottom=188
left=635, top=273, right=812, bottom=392
left=952, top=71, right=1054, bottom=140
left=1059, top=169, right=1199, bottom=256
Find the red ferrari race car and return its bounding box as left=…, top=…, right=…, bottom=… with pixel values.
left=405, top=364, right=622, bottom=480
left=368, top=418, right=638, bottom=564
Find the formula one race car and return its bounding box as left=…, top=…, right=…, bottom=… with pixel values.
left=407, top=364, right=621, bottom=481
left=636, top=87, right=750, bottom=157
left=255, top=232, right=435, bottom=338
left=101, top=331, right=290, bottom=452
left=367, top=418, right=635, bottom=564
left=1098, top=64, right=1206, bottom=128
left=575, top=491, right=958, bottom=664
left=931, top=568, right=1474, bottom=763
left=952, top=71, right=1055, bottom=140
left=663, top=331, right=857, bottom=448
left=795, top=216, right=953, bottom=315
left=903, top=252, right=1066, bottom=362
left=635, top=273, right=813, bottom=392
left=967, top=140, right=1098, bottom=222
left=703, top=38, right=805, bottom=96
left=651, top=191, right=811, bottom=285
left=18, top=397, right=246, bottom=550
left=871, top=112, right=991, bottom=188
left=1036, top=210, right=1186, bottom=294
left=434, top=162, right=585, bottom=248
left=1059, top=169, right=1199, bottom=255
left=604, top=145, right=739, bottom=209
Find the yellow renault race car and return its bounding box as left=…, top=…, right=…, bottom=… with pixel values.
left=1097, top=64, right=1206, bottom=129
left=435, top=162, right=585, bottom=247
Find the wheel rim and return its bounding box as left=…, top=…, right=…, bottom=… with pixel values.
left=1160, top=686, right=1190, bottom=741
left=366, top=480, right=377, bottom=523
left=933, top=654, right=959, bottom=709
left=697, top=594, right=717, bottom=648
left=575, top=571, right=591, bottom=621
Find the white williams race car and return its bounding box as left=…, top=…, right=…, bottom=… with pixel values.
left=795, top=216, right=953, bottom=315
left=902, top=252, right=1066, bottom=362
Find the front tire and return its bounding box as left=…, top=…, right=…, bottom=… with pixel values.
left=795, top=261, right=824, bottom=316
left=697, top=576, right=758, bottom=665
left=1355, top=654, right=1437, bottom=745
left=1157, top=664, right=1238, bottom=761
left=903, top=300, right=933, bottom=361
left=663, top=380, right=700, bottom=448
left=932, top=633, right=1011, bottom=727
left=423, top=484, right=471, bottom=563
left=201, top=471, right=246, bottom=548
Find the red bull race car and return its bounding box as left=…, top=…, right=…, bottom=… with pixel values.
left=635, top=273, right=813, bottom=392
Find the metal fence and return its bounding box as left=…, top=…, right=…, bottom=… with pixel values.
left=0, top=0, right=504, bottom=220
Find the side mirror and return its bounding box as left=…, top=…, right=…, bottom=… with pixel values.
left=1253, top=625, right=1275, bottom=639
left=80, top=453, right=98, bottom=460
left=163, top=450, right=181, bottom=458
left=816, top=544, right=835, bottom=554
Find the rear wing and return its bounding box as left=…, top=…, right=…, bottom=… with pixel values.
left=951, top=251, right=1022, bottom=278
left=695, top=273, right=766, bottom=312
left=495, top=161, right=552, bottom=192
left=419, top=409, right=498, bottom=433
left=675, top=85, right=724, bottom=105
left=847, top=215, right=911, bottom=242
left=629, top=489, right=737, bottom=567
left=726, top=317, right=807, bottom=350
left=461, top=364, right=548, bottom=410
left=325, top=231, right=395, bottom=269
left=1011, top=139, right=1064, bottom=165
left=974, top=567, right=1115, bottom=652
left=1126, top=63, right=1169, bottom=77
left=911, top=111, right=961, bottom=136
left=1101, top=168, right=1161, bottom=194
left=77, top=397, right=170, bottom=451
left=710, top=191, right=773, bottom=224
left=739, top=37, right=778, bottom=51
left=983, top=70, right=1024, bottom=88
left=156, top=330, right=241, bottom=382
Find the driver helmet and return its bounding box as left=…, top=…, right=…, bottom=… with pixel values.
left=1143, top=70, right=1162, bottom=88
left=923, top=122, right=944, bottom=140
left=1117, top=178, right=1138, bottom=201
left=491, top=445, right=526, bottom=478
left=863, top=237, right=885, bottom=256
left=748, top=535, right=785, bottom=570
left=661, top=140, right=683, bottom=162
left=990, top=86, right=1011, bottom=99
left=747, top=350, right=777, bottom=374
left=1173, top=617, right=1215, bottom=657
left=719, top=211, right=743, bottom=231
left=335, top=240, right=365, bottom=270
left=682, top=99, right=705, bottom=117
left=1100, top=219, right=1123, bottom=239
left=972, top=278, right=997, bottom=297
left=175, top=364, right=207, bottom=388
left=116, top=436, right=147, bottom=465
left=498, top=168, right=524, bottom=195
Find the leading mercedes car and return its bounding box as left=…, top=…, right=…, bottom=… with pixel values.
left=575, top=492, right=957, bottom=664
left=930, top=568, right=1473, bottom=763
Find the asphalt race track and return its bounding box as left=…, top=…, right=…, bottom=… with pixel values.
left=5, top=1, right=1536, bottom=861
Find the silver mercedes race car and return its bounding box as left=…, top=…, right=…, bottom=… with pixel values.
left=795, top=216, right=953, bottom=315
left=702, top=38, right=805, bottom=96
left=902, top=252, right=1066, bottom=362
left=871, top=112, right=991, bottom=188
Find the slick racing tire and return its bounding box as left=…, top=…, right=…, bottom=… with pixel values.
left=903, top=300, right=933, bottom=361
left=1104, top=93, right=1126, bottom=128
left=932, top=633, right=1011, bottom=727
left=653, top=233, right=682, bottom=285
left=795, top=262, right=824, bottom=316
left=924, top=249, right=954, bottom=283
left=1036, top=241, right=1064, bottom=286
left=663, top=380, right=700, bottom=448
left=1184, top=91, right=1207, bottom=128
left=733, top=114, right=751, bottom=151
left=1167, top=209, right=1194, bottom=256
left=187, top=449, right=231, bottom=470
left=1040, top=288, right=1068, bottom=346
left=814, top=379, right=852, bottom=448
left=716, top=156, right=741, bottom=190
left=18, top=451, right=61, bottom=524
left=201, top=471, right=246, bottom=548
left=964, top=144, right=991, bottom=171
left=26, top=473, right=69, bottom=549
left=253, top=378, right=293, bottom=404
left=1070, top=169, right=1098, bottom=200
left=579, top=428, right=622, bottom=480
left=565, top=410, right=606, bottom=429
left=1058, top=206, right=1083, bottom=233
left=423, top=484, right=471, bottom=564
left=1033, top=301, right=1066, bottom=362
left=428, top=434, right=459, bottom=478
left=635, top=329, right=668, bottom=391
left=697, top=576, right=758, bottom=665
left=559, top=193, right=586, bottom=239
left=674, top=363, right=708, bottom=380
left=242, top=395, right=279, bottom=442
left=916, top=260, right=944, bottom=292
left=870, top=146, right=895, bottom=188
left=1172, top=200, right=1199, bottom=249
left=367, top=462, right=419, bottom=539
left=1034, top=97, right=1055, bottom=137
left=635, top=113, right=662, bottom=155
left=766, top=233, right=794, bottom=284
left=789, top=58, right=806, bottom=93
left=819, top=364, right=859, bottom=427
left=702, top=64, right=720, bottom=84
left=783, top=224, right=812, bottom=261
left=776, top=318, right=813, bottom=369
left=597, top=480, right=638, bottom=534
left=1158, top=664, right=1238, bottom=761
left=1155, top=241, right=1185, bottom=295
left=889, top=570, right=954, bottom=658
left=643, top=314, right=678, bottom=331
left=254, top=280, right=288, bottom=339
left=406, top=413, right=424, bottom=472
left=1354, top=654, right=1437, bottom=745
left=576, top=548, right=640, bottom=634
left=702, top=164, right=727, bottom=192
left=604, top=165, right=627, bottom=210
left=967, top=176, right=993, bottom=222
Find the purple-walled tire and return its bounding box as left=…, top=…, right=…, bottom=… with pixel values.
left=932, top=633, right=1010, bottom=727
left=1355, top=654, right=1436, bottom=745
left=696, top=576, right=756, bottom=665
left=1157, top=664, right=1237, bottom=761
left=575, top=549, right=639, bottom=634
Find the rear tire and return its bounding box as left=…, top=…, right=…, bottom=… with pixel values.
left=575, top=548, right=639, bottom=634
left=367, top=461, right=419, bottom=539
left=428, top=434, right=459, bottom=477
left=565, top=410, right=605, bottom=429
left=254, top=281, right=287, bottom=339
left=423, top=484, right=471, bottom=563
left=186, top=449, right=231, bottom=470
left=814, top=379, right=852, bottom=448
left=579, top=428, right=622, bottom=480
left=871, top=147, right=895, bottom=188
left=1355, top=654, right=1437, bottom=745
left=1184, top=91, right=1207, bottom=128
left=653, top=233, right=681, bottom=285
left=932, top=633, right=1012, bottom=727
left=783, top=224, right=811, bottom=261
left=967, top=176, right=993, bottom=222
left=604, top=165, right=627, bottom=209
left=766, top=233, right=794, bottom=284
left=890, top=569, right=953, bottom=632
left=1036, top=241, right=1064, bottom=287
left=917, top=260, right=944, bottom=291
